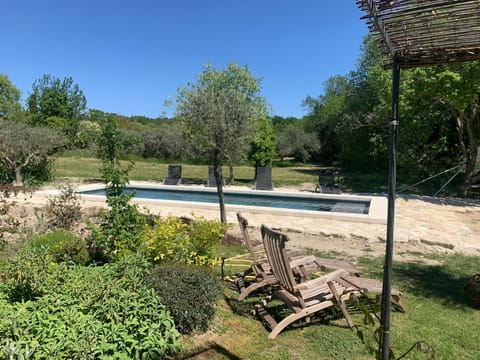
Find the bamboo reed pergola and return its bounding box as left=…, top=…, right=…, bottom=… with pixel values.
left=358, top=0, right=480, bottom=68
left=357, top=1, right=480, bottom=359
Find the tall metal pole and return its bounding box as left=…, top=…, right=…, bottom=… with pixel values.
left=380, top=58, right=400, bottom=360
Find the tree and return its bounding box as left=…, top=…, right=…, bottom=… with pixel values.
left=406, top=62, right=480, bottom=195
left=0, top=74, right=21, bottom=118
left=0, top=120, right=64, bottom=186
left=248, top=116, right=276, bottom=169
left=27, top=74, right=86, bottom=138
left=75, top=119, right=101, bottom=149
left=303, top=75, right=349, bottom=163
left=175, top=63, right=268, bottom=222
left=276, top=123, right=320, bottom=163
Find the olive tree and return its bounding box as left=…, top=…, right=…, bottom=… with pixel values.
left=0, top=120, right=64, bottom=186
left=276, top=123, right=320, bottom=163
left=175, top=63, right=268, bottom=222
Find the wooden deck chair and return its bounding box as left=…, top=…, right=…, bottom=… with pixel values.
left=234, top=213, right=361, bottom=301
left=254, top=166, right=274, bottom=190
left=256, top=225, right=362, bottom=339
left=163, top=164, right=182, bottom=185
left=315, top=169, right=342, bottom=194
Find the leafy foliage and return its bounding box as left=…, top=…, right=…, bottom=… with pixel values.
left=88, top=111, right=147, bottom=263
left=147, top=264, right=222, bottom=334
left=276, top=122, right=320, bottom=163
left=0, top=73, right=21, bottom=118
left=0, top=255, right=181, bottom=359
left=46, top=184, right=82, bottom=230
left=27, top=74, right=86, bottom=140
left=23, top=230, right=89, bottom=266
left=0, top=243, right=54, bottom=302
left=88, top=194, right=147, bottom=263
left=142, top=215, right=230, bottom=266
left=0, top=120, right=64, bottom=186
left=248, top=116, right=276, bottom=167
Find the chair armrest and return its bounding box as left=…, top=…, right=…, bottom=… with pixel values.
left=296, top=269, right=348, bottom=290
left=289, top=255, right=318, bottom=269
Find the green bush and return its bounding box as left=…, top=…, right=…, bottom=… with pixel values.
left=1, top=245, right=56, bottom=302
left=24, top=230, right=89, bottom=265
left=46, top=185, right=82, bottom=230
left=88, top=194, right=147, bottom=263
left=142, top=215, right=230, bottom=266
left=0, top=255, right=181, bottom=359
left=147, top=264, right=222, bottom=334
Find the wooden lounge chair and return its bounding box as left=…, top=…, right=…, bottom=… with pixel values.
left=315, top=168, right=342, bottom=194
left=254, top=166, right=274, bottom=190
left=256, top=225, right=405, bottom=339
left=234, top=213, right=361, bottom=301
left=256, top=225, right=362, bottom=339
left=163, top=164, right=182, bottom=185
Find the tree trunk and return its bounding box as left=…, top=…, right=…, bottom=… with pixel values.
left=458, top=104, right=480, bottom=197
left=213, top=149, right=227, bottom=223
left=13, top=166, right=24, bottom=187
left=228, top=163, right=234, bottom=185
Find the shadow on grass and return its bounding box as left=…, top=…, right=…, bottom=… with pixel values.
left=223, top=291, right=351, bottom=337
left=360, top=256, right=478, bottom=308
left=290, top=167, right=323, bottom=176
left=394, top=262, right=473, bottom=307
left=175, top=343, right=242, bottom=360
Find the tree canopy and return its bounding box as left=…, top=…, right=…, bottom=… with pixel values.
left=304, top=35, right=480, bottom=195
left=27, top=74, right=86, bottom=138
left=0, top=120, right=64, bottom=186
left=0, top=74, right=21, bottom=118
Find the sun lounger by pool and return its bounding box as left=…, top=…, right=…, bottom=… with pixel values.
left=254, top=166, right=274, bottom=190
left=163, top=165, right=182, bottom=185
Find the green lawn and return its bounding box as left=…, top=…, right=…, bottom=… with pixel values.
left=179, top=252, right=480, bottom=360
left=54, top=155, right=471, bottom=196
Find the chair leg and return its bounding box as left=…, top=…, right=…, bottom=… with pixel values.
left=328, top=281, right=355, bottom=328
left=267, top=300, right=335, bottom=339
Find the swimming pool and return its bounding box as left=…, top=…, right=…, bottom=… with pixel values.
left=79, top=185, right=370, bottom=214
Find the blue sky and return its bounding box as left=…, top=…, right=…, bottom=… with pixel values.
left=2, top=1, right=368, bottom=119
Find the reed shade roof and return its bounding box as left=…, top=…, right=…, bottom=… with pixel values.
left=357, top=0, right=480, bottom=68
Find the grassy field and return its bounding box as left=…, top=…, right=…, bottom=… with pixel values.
left=53, top=154, right=473, bottom=197
left=53, top=156, right=322, bottom=188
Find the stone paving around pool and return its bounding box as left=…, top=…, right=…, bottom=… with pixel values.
left=9, top=181, right=480, bottom=260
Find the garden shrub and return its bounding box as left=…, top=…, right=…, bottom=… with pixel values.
left=24, top=230, right=89, bottom=265
left=147, top=264, right=222, bottom=334
left=0, top=254, right=181, bottom=359
left=21, top=154, right=55, bottom=185
left=88, top=194, right=147, bottom=263
left=142, top=215, right=230, bottom=266
left=46, top=184, right=82, bottom=230
left=1, top=245, right=56, bottom=302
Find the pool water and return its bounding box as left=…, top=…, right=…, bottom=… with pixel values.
left=80, top=187, right=370, bottom=214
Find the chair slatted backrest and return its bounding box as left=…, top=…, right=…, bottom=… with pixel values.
left=261, top=225, right=297, bottom=293
left=237, top=213, right=259, bottom=262
left=237, top=213, right=272, bottom=279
